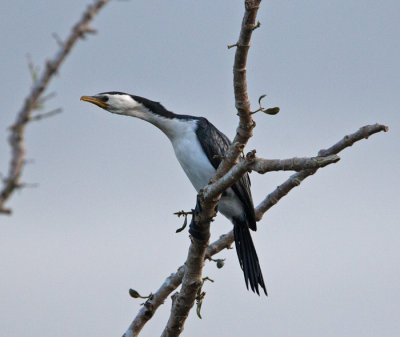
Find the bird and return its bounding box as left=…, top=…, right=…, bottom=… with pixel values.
left=81, top=91, right=267, bottom=295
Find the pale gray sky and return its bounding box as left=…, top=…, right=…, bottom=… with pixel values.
left=1, top=1, right=399, bottom=337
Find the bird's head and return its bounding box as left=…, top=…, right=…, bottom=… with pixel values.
left=80, top=91, right=144, bottom=116
left=80, top=91, right=175, bottom=124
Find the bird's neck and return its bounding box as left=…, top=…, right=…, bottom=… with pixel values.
left=126, top=106, right=197, bottom=141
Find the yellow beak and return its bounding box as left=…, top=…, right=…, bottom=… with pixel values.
left=80, top=95, right=108, bottom=109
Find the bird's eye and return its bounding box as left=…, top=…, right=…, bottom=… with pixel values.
left=99, top=96, right=109, bottom=102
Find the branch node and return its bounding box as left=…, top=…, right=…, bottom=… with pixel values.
left=46, top=60, right=57, bottom=75
left=171, top=291, right=179, bottom=304
left=235, top=67, right=247, bottom=72
left=227, top=43, right=238, bottom=49
left=195, top=277, right=214, bottom=319
left=78, top=23, right=98, bottom=38
left=246, top=149, right=257, bottom=161
left=26, top=54, right=40, bottom=85
left=252, top=21, right=261, bottom=31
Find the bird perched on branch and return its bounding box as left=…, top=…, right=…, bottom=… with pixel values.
left=81, top=92, right=267, bottom=295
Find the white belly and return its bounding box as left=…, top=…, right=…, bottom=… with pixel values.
left=170, top=123, right=244, bottom=220
left=218, top=188, right=244, bottom=221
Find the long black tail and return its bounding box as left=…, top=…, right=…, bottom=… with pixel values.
left=233, top=223, right=267, bottom=295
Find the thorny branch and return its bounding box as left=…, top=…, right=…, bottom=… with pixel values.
left=0, top=0, right=110, bottom=215
left=123, top=123, right=387, bottom=337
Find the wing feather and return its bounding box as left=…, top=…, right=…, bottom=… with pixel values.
left=195, top=118, right=256, bottom=230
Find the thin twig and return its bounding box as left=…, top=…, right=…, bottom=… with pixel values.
left=30, top=108, right=63, bottom=122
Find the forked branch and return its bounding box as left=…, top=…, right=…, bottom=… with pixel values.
left=255, top=123, right=388, bottom=220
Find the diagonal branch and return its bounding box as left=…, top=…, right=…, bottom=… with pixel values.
left=0, top=0, right=110, bottom=215
left=122, top=123, right=387, bottom=337
left=123, top=233, right=233, bottom=337
left=160, top=236, right=209, bottom=337
left=255, top=123, right=388, bottom=221
left=123, top=266, right=185, bottom=337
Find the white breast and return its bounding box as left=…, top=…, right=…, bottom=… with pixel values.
left=155, top=117, right=244, bottom=220
left=169, top=120, right=216, bottom=192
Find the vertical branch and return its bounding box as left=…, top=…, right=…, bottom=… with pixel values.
left=0, top=0, right=110, bottom=215
left=159, top=1, right=263, bottom=336
left=215, top=0, right=262, bottom=180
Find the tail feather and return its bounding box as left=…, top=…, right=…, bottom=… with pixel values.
left=233, top=223, right=267, bottom=296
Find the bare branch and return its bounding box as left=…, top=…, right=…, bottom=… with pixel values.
left=253, top=154, right=340, bottom=172
left=0, top=0, right=110, bottom=215
left=123, top=266, right=185, bottom=337
left=214, top=0, right=262, bottom=181
left=204, top=232, right=234, bottom=260
left=123, top=232, right=234, bottom=337
left=318, top=123, right=389, bottom=156
left=203, top=153, right=340, bottom=201
left=255, top=123, right=389, bottom=221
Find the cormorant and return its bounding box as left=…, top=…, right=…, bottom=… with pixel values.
left=81, top=92, right=267, bottom=295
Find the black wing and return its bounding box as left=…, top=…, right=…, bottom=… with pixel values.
left=195, top=118, right=257, bottom=231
